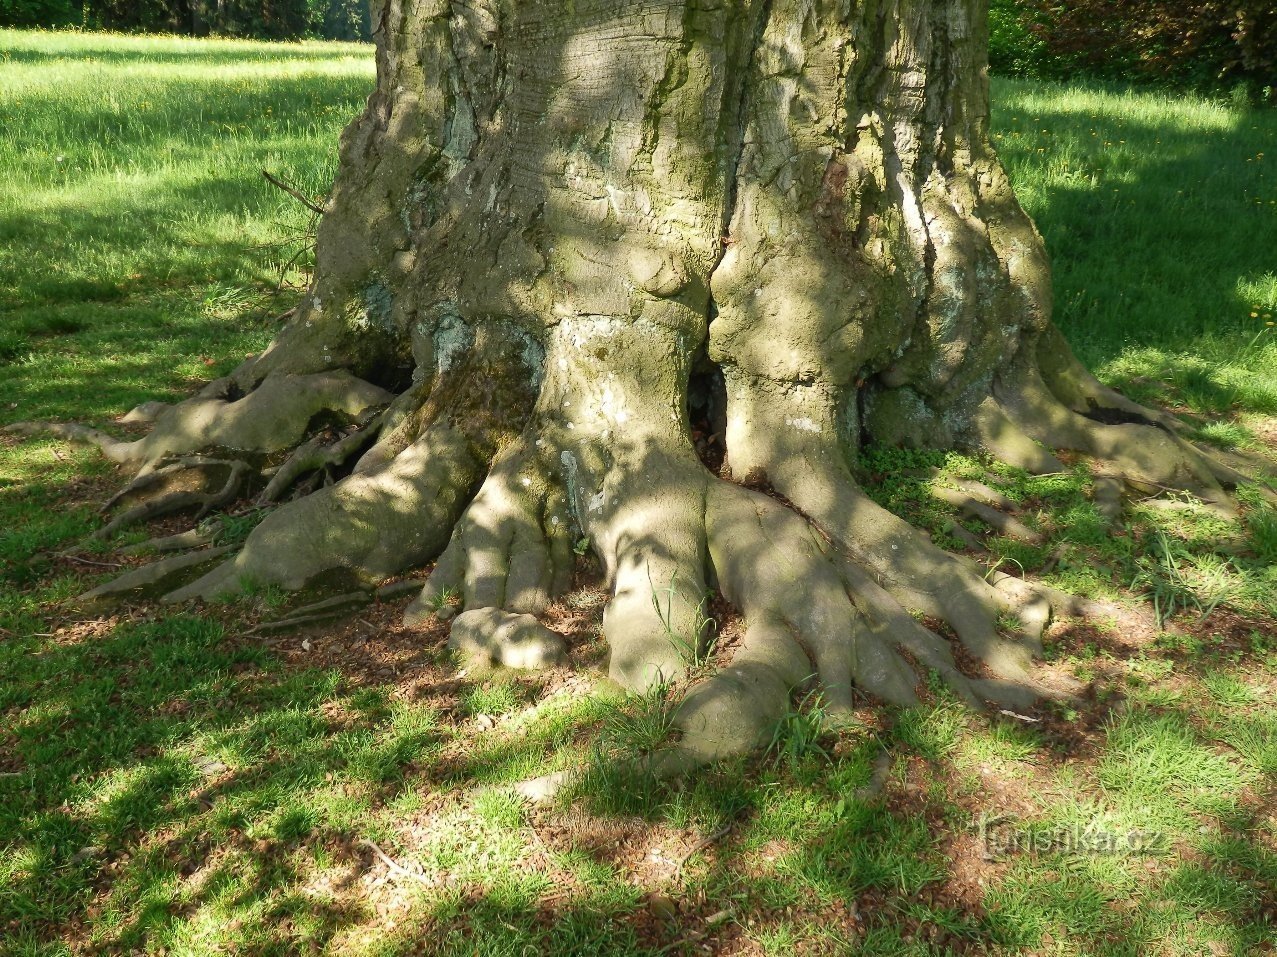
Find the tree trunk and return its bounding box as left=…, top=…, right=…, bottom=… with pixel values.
left=17, top=0, right=1258, bottom=764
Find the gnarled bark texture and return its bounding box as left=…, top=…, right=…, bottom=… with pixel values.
left=15, top=0, right=1264, bottom=765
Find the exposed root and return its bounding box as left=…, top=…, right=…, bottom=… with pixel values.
left=155, top=323, right=540, bottom=602
left=118, top=401, right=171, bottom=426
left=666, top=478, right=1044, bottom=769
left=447, top=608, right=567, bottom=670
left=930, top=484, right=1043, bottom=545
left=3, top=421, right=136, bottom=463
left=163, top=422, right=485, bottom=601
left=248, top=592, right=373, bottom=634
left=257, top=407, right=383, bottom=504
left=74, top=546, right=235, bottom=607
left=120, top=527, right=216, bottom=556
left=990, top=363, right=1240, bottom=517
left=405, top=440, right=573, bottom=622
left=93, top=458, right=250, bottom=540
left=7, top=371, right=391, bottom=472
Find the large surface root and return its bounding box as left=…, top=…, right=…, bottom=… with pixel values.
left=163, top=326, right=541, bottom=601
left=5, top=371, right=392, bottom=473
left=93, top=457, right=250, bottom=540
left=664, top=476, right=1048, bottom=769
left=164, top=422, right=485, bottom=601
left=987, top=362, right=1239, bottom=516
left=405, top=440, right=574, bottom=622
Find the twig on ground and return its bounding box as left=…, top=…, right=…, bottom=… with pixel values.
left=59, top=555, right=123, bottom=568
left=675, top=820, right=734, bottom=876
left=358, top=838, right=431, bottom=885
left=262, top=169, right=327, bottom=216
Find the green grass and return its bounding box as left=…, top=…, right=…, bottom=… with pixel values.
left=1, top=30, right=1276, bottom=957
left=0, top=29, right=371, bottom=422
left=993, top=81, right=1277, bottom=438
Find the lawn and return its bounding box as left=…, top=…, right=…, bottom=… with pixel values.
left=1, top=29, right=1275, bottom=957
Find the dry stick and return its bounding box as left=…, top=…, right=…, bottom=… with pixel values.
left=261, top=169, right=327, bottom=216
left=358, top=839, right=431, bottom=886
left=60, top=555, right=122, bottom=568
left=674, top=821, right=734, bottom=877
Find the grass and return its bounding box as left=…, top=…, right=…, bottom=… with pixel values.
left=992, top=81, right=1277, bottom=443
left=1, top=29, right=1275, bottom=957
left=0, top=29, right=370, bottom=422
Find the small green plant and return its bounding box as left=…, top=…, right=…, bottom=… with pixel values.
left=1202, top=671, right=1255, bottom=707
left=472, top=788, right=526, bottom=830
left=573, top=536, right=591, bottom=556
left=425, top=584, right=460, bottom=612
left=1130, top=530, right=1231, bottom=628
left=236, top=576, right=289, bottom=609
left=593, top=683, right=677, bottom=756
left=649, top=573, right=718, bottom=666
left=462, top=680, right=522, bottom=716
left=1191, top=420, right=1253, bottom=450
left=767, top=689, right=832, bottom=768
left=1237, top=485, right=1277, bottom=563
left=210, top=509, right=265, bottom=546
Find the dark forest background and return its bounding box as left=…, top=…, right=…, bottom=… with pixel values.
left=0, top=0, right=371, bottom=41
left=990, top=1, right=1274, bottom=99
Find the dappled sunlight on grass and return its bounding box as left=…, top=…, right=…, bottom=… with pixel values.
left=0, top=33, right=1274, bottom=957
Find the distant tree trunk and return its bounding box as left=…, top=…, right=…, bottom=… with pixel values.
left=19, top=0, right=1258, bottom=765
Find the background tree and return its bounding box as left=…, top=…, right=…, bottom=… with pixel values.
left=0, top=0, right=371, bottom=40
left=990, top=0, right=1277, bottom=98
left=12, top=0, right=1268, bottom=765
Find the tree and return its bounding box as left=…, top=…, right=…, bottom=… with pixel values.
left=12, top=0, right=1265, bottom=767
left=992, top=0, right=1277, bottom=95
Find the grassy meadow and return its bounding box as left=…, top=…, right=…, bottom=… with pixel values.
left=1, top=29, right=1275, bottom=957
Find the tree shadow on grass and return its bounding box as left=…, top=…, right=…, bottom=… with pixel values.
left=991, top=77, right=1277, bottom=429
left=2, top=447, right=1274, bottom=954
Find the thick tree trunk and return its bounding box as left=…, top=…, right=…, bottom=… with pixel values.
left=16, top=0, right=1261, bottom=765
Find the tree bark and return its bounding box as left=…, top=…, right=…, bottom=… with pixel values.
left=15, top=0, right=1262, bottom=765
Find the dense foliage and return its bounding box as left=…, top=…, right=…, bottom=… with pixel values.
left=992, top=0, right=1275, bottom=97
left=0, top=0, right=370, bottom=40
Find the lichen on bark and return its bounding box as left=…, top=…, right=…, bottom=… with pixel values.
left=12, top=0, right=1272, bottom=767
